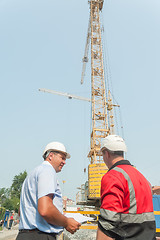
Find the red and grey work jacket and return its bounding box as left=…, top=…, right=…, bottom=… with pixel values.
left=98, top=160, right=156, bottom=240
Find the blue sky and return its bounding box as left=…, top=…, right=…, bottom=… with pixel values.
left=0, top=0, right=160, bottom=201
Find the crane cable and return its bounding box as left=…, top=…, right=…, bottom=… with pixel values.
left=101, top=12, right=125, bottom=138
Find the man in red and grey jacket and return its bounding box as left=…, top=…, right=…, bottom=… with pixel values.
left=96, top=135, right=156, bottom=240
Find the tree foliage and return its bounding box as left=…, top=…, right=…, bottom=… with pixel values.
left=10, top=171, right=27, bottom=199
left=0, top=171, right=27, bottom=212
left=0, top=207, right=6, bottom=220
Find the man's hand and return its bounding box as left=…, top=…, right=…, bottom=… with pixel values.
left=65, top=218, right=81, bottom=234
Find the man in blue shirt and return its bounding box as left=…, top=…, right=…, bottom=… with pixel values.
left=16, top=142, right=80, bottom=240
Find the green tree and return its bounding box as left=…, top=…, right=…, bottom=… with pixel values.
left=10, top=171, right=27, bottom=199
left=0, top=188, right=10, bottom=206
left=2, top=197, right=20, bottom=212
left=0, top=171, right=27, bottom=213
left=0, top=207, right=6, bottom=220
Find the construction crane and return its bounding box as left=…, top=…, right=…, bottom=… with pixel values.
left=82, top=0, right=113, bottom=164
left=77, top=0, right=121, bottom=206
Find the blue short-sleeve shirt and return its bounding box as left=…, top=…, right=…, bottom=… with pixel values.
left=19, top=161, right=63, bottom=233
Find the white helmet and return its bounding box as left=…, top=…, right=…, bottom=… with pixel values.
left=43, top=142, right=71, bottom=159
left=100, top=135, right=127, bottom=153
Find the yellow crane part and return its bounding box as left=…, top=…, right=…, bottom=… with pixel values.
left=88, top=163, right=108, bottom=199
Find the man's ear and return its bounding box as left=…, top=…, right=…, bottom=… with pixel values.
left=105, top=150, right=110, bottom=158
left=48, top=152, right=54, bottom=161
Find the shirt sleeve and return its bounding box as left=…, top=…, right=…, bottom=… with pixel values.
left=37, top=166, right=57, bottom=199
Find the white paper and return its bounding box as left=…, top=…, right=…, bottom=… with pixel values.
left=64, top=212, right=94, bottom=223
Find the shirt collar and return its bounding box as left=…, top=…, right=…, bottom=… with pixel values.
left=42, top=161, right=56, bottom=173
left=43, top=161, right=51, bottom=166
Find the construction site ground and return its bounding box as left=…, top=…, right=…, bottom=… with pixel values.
left=0, top=225, right=159, bottom=240
left=0, top=225, right=18, bottom=240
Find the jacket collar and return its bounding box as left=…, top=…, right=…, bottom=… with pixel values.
left=109, top=160, right=132, bottom=171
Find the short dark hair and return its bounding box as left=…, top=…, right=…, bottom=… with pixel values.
left=103, top=149, right=124, bottom=157
left=43, top=151, right=59, bottom=160
left=113, top=151, right=124, bottom=157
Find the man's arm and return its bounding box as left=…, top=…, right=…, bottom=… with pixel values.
left=96, top=227, right=115, bottom=240
left=38, top=194, right=80, bottom=234
left=97, top=173, right=124, bottom=239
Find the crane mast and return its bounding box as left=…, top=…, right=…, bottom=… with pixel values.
left=88, top=0, right=109, bottom=164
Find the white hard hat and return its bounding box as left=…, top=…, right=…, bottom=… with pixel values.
left=43, top=142, right=71, bottom=159
left=100, top=135, right=127, bottom=153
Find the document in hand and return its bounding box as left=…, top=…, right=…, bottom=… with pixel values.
left=64, top=213, right=94, bottom=224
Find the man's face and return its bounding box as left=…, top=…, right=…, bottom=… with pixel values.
left=50, top=152, right=67, bottom=173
